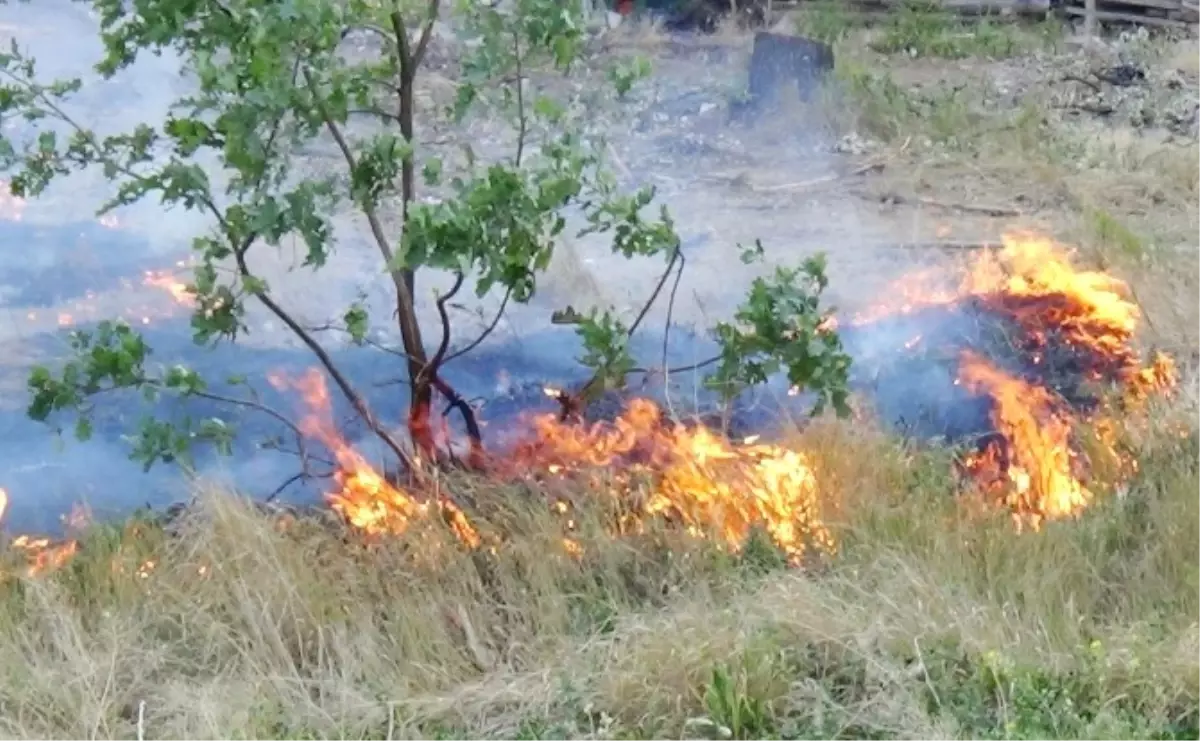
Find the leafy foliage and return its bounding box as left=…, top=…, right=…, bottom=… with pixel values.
left=0, top=0, right=851, bottom=488
left=709, top=245, right=851, bottom=416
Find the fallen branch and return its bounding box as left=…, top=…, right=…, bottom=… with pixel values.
left=885, top=240, right=1002, bottom=251
left=747, top=160, right=887, bottom=194
left=870, top=191, right=1023, bottom=217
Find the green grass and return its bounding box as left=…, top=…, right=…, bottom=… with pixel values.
left=0, top=401, right=1195, bottom=739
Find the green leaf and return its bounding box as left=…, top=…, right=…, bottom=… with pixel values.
left=344, top=303, right=369, bottom=345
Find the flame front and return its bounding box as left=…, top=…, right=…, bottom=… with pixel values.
left=507, top=398, right=832, bottom=561
left=273, top=371, right=830, bottom=560
left=0, top=488, right=80, bottom=577
left=268, top=369, right=480, bottom=547
left=957, top=352, right=1090, bottom=528
left=0, top=230, right=1181, bottom=578
left=856, top=231, right=1178, bottom=526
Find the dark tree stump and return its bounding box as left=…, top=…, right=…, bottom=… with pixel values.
left=732, top=32, right=835, bottom=123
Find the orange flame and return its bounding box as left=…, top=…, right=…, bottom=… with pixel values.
left=857, top=231, right=1177, bottom=526
left=274, top=372, right=831, bottom=561
left=0, top=488, right=80, bottom=577
left=141, top=267, right=194, bottom=306
left=956, top=352, right=1091, bottom=528
left=0, top=230, right=1180, bottom=578
left=506, top=398, right=832, bottom=561
left=268, top=369, right=480, bottom=547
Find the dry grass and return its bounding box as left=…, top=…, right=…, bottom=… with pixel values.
left=0, top=393, right=1196, bottom=739
left=1, top=8, right=1197, bottom=741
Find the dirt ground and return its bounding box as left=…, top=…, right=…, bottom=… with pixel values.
left=0, top=3, right=1196, bottom=379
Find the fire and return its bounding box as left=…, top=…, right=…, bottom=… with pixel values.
left=141, top=267, right=194, bottom=306
left=0, top=229, right=1180, bottom=578
left=508, top=398, right=832, bottom=561
left=956, top=352, right=1090, bottom=529
left=854, top=231, right=1178, bottom=526
left=268, top=369, right=481, bottom=548
left=0, top=488, right=80, bottom=577
left=271, top=372, right=830, bottom=562
left=19, top=261, right=196, bottom=331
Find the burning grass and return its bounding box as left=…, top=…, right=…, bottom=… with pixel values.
left=0, top=226, right=1194, bottom=734
left=0, top=402, right=1194, bottom=739
left=1, top=233, right=1192, bottom=738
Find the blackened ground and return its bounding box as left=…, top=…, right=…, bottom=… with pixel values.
left=840, top=293, right=1162, bottom=447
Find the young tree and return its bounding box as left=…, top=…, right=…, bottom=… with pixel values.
left=2, top=0, right=851, bottom=497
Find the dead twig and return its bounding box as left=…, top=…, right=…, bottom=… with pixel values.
left=871, top=191, right=1023, bottom=218
left=885, top=240, right=1002, bottom=251
left=748, top=159, right=887, bottom=193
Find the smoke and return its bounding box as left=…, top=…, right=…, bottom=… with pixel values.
left=0, top=2, right=914, bottom=533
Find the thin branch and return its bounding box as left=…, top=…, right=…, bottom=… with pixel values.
left=265, top=468, right=335, bottom=503
left=348, top=107, right=404, bottom=125
left=426, top=274, right=484, bottom=466
left=659, top=247, right=688, bottom=419
left=627, top=354, right=722, bottom=379
left=426, top=272, right=466, bottom=375
left=563, top=243, right=683, bottom=421
left=628, top=244, right=682, bottom=339
left=346, top=24, right=400, bottom=49
left=188, top=388, right=311, bottom=461
left=431, top=376, right=484, bottom=469
left=307, top=321, right=424, bottom=365
left=512, top=27, right=527, bottom=168
left=444, top=286, right=513, bottom=364
left=232, top=252, right=419, bottom=473
left=411, top=0, right=442, bottom=72
left=661, top=246, right=686, bottom=373
left=303, top=69, right=403, bottom=280
left=302, top=67, right=424, bottom=339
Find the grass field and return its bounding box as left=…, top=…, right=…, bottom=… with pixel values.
left=0, top=404, right=1195, bottom=739
left=0, top=4, right=1197, bottom=740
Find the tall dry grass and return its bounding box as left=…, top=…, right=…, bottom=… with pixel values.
left=1, top=11, right=1197, bottom=741
left=0, top=390, right=1195, bottom=739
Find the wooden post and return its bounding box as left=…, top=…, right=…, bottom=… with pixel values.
left=1084, top=0, right=1097, bottom=38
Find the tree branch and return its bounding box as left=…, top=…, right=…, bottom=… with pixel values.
left=562, top=243, right=683, bottom=421
left=411, top=0, right=442, bottom=72
left=628, top=244, right=681, bottom=338
left=444, top=286, right=512, bottom=364
left=426, top=274, right=484, bottom=467
left=426, top=272, right=465, bottom=376
left=301, top=68, right=411, bottom=304
left=512, top=27, right=527, bottom=168
left=348, top=107, right=404, bottom=125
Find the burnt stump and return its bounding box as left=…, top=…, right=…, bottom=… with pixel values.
left=732, top=32, right=835, bottom=123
